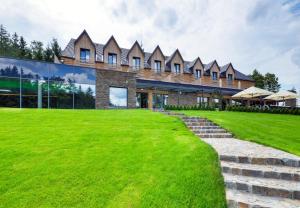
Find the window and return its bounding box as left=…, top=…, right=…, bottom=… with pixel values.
left=212, top=72, right=218, bottom=80
left=154, top=60, right=161, bottom=73
left=197, top=96, right=208, bottom=106
left=227, top=74, right=233, bottom=81
left=153, top=94, right=168, bottom=108
left=132, top=57, right=141, bottom=69
left=109, top=87, right=127, bottom=107
left=80, top=49, right=90, bottom=63
left=195, top=70, right=201, bottom=79
left=108, top=53, right=117, bottom=65
left=174, top=64, right=180, bottom=74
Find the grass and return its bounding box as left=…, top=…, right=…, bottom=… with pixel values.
left=181, top=110, right=300, bottom=156
left=0, top=109, right=226, bottom=208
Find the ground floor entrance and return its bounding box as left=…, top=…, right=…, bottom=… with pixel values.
left=136, top=92, right=148, bottom=108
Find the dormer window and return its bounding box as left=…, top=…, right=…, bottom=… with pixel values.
left=174, top=64, right=180, bottom=74
left=195, top=70, right=201, bottom=79
left=154, top=60, right=161, bottom=73
left=212, top=72, right=218, bottom=80
left=227, top=74, right=233, bottom=81
left=80, top=48, right=90, bottom=63
left=132, top=57, right=141, bottom=69
left=108, top=53, right=117, bottom=65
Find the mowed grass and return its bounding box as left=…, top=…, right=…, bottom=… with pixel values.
left=181, top=110, right=300, bottom=156
left=0, top=109, right=226, bottom=208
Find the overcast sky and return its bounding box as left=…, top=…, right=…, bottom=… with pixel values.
left=1, top=0, right=300, bottom=92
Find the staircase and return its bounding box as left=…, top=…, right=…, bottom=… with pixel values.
left=181, top=116, right=300, bottom=208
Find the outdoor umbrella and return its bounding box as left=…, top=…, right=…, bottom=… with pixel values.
left=264, top=90, right=299, bottom=105
left=232, top=86, right=273, bottom=99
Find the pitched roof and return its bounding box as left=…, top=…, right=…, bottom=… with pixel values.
left=147, top=45, right=165, bottom=65
left=103, top=35, right=122, bottom=53
left=61, top=34, right=253, bottom=81
left=127, top=41, right=144, bottom=59
left=74, top=30, right=95, bottom=50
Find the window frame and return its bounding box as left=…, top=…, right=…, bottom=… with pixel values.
left=80, top=48, right=90, bottom=63
left=212, top=71, right=218, bottom=80
left=109, top=86, right=128, bottom=108
left=132, top=57, right=141, bottom=69
left=108, top=53, right=117, bottom=65
left=154, top=60, right=162, bottom=73
left=227, top=73, right=233, bottom=81
left=174, top=63, right=180, bottom=74
left=195, top=69, right=202, bottom=79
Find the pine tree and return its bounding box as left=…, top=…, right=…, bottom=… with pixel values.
left=30, top=41, right=44, bottom=60
left=44, top=45, right=54, bottom=62
left=51, top=38, right=61, bottom=58
left=264, top=73, right=280, bottom=92
left=19, top=36, right=27, bottom=58
left=0, top=24, right=11, bottom=56
left=250, top=69, right=265, bottom=89
left=11, top=32, right=20, bottom=57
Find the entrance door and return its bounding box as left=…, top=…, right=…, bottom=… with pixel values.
left=136, top=92, right=148, bottom=108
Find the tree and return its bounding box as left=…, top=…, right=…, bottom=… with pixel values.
left=0, top=24, right=10, bottom=55
left=51, top=38, right=61, bottom=58
left=11, top=32, right=19, bottom=57
left=264, top=73, right=280, bottom=92
left=30, top=41, right=44, bottom=60
left=44, top=45, right=54, bottom=62
left=250, top=69, right=265, bottom=88
left=19, top=36, right=27, bottom=58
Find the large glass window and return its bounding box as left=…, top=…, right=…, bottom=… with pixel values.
left=154, top=60, right=161, bottom=73
left=153, top=94, right=168, bottom=109
left=195, top=70, right=201, bottom=79
left=108, top=53, right=117, bottom=65
left=197, top=96, right=208, bottom=106
left=109, top=87, right=127, bottom=108
left=80, top=48, right=90, bottom=63
left=132, top=57, right=141, bottom=69
left=174, top=64, right=180, bottom=74
left=227, top=74, right=233, bottom=81
left=212, top=72, right=218, bottom=80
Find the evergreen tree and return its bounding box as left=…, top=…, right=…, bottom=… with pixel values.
left=44, top=45, right=54, bottom=62
left=30, top=41, right=44, bottom=60
left=250, top=69, right=265, bottom=88
left=289, top=87, right=297, bottom=93
left=51, top=38, right=61, bottom=58
left=19, top=36, right=27, bottom=58
left=11, top=32, right=20, bottom=57
left=264, top=73, right=280, bottom=92
left=0, top=24, right=11, bottom=55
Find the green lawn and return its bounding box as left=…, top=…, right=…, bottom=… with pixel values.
left=0, top=109, right=226, bottom=208
left=181, top=110, right=300, bottom=156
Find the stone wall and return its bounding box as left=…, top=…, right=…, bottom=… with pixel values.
left=96, top=69, right=136, bottom=109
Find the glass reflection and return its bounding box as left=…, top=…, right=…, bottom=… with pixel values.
left=109, top=87, right=127, bottom=107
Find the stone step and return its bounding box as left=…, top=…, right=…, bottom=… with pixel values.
left=189, top=126, right=222, bottom=130
left=182, top=118, right=207, bottom=122
left=193, top=129, right=227, bottom=134
left=220, top=155, right=300, bottom=168
left=226, top=189, right=300, bottom=208
left=197, top=133, right=233, bottom=138
left=221, top=161, right=300, bottom=182
left=224, top=173, right=300, bottom=200
left=185, top=122, right=217, bottom=126
left=182, top=116, right=203, bottom=119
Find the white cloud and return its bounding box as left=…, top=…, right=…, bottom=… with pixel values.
left=63, top=73, right=91, bottom=84
left=1, top=0, right=299, bottom=91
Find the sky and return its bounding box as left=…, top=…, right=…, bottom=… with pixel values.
left=1, top=0, right=300, bottom=93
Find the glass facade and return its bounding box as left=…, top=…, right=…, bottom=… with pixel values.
left=153, top=94, right=168, bottom=109
left=0, top=57, right=96, bottom=109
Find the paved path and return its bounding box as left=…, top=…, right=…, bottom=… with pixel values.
left=164, top=112, right=300, bottom=208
